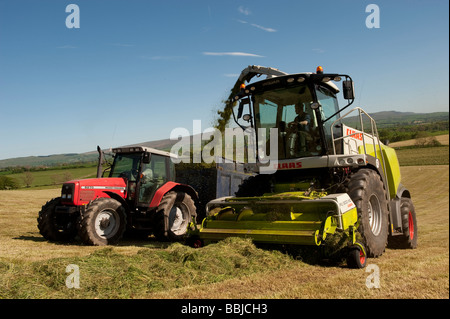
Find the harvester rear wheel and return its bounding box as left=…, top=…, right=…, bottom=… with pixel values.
left=78, top=198, right=127, bottom=246
left=37, top=197, right=78, bottom=242
left=347, top=169, right=389, bottom=258
left=154, top=191, right=196, bottom=241
left=388, top=197, right=418, bottom=249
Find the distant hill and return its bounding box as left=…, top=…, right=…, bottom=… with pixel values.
left=0, top=153, right=99, bottom=169
left=0, top=111, right=448, bottom=169
left=0, top=137, right=180, bottom=169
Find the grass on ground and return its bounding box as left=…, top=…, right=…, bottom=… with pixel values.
left=0, top=165, right=448, bottom=299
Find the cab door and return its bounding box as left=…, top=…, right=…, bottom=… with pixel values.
left=138, top=154, right=170, bottom=205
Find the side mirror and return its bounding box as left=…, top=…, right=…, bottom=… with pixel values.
left=237, top=98, right=250, bottom=119
left=143, top=152, right=151, bottom=164
left=343, top=80, right=355, bottom=100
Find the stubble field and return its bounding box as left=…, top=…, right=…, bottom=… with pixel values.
left=0, top=165, right=448, bottom=299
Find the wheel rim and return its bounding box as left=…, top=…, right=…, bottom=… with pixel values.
left=359, top=249, right=366, bottom=265
left=168, top=205, right=188, bottom=236
left=408, top=211, right=415, bottom=240
left=193, top=239, right=203, bottom=248
left=368, top=194, right=382, bottom=236
left=94, top=209, right=120, bottom=239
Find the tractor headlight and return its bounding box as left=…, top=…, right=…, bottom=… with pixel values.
left=61, top=183, right=75, bottom=203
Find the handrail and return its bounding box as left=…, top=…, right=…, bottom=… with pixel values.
left=330, top=107, right=389, bottom=197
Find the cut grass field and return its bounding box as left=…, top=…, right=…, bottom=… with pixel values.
left=395, top=145, right=449, bottom=166
left=389, top=133, right=449, bottom=166
left=0, top=165, right=448, bottom=299
left=389, top=134, right=449, bottom=148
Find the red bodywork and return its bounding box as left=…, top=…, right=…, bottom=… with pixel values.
left=60, top=178, right=194, bottom=209
left=149, top=181, right=180, bottom=208
left=61, top=178, right=127, bottom=206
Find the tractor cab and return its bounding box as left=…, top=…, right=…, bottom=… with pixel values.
left=108, top=146, right=176, bottom=208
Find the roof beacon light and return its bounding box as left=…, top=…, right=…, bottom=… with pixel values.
left=240, top=83, right=246, bottom=90
left=316, top=66, right=324, bottom=74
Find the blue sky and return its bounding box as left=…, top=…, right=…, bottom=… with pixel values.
left=0, top=0, right=448, bottom=160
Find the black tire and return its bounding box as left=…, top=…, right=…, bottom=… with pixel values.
left=78, top=198, right=126, bottom=246
left=347, top=169, right=389, bottom=257
left=37, top=197, right=78, bottom=242
left=347, top=244, right=367, bottom=269
left=388, top=197, right=418, bottom=249
left=154, top=191, right=196, bottom=241
left=186, top=236, right=204, bottom=248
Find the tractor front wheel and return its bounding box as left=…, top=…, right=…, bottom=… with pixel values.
left=78, top=198, right=127, bottom=246
left=37, top=197, right=78, bottom=242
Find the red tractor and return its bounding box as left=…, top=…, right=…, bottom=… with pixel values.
left=37, top=146, right=198, bottom=245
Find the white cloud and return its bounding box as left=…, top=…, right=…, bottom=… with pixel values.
left=312, top=48, right=325, bottom=54
left=238, top=6, right=251, bottom=16
left=237, top=19, right=276, bottom=32
left=250, top=23, right=276, bottom=32
left=203, top=52, right=264, bottom=57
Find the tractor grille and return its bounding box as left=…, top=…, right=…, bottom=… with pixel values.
left=61, top=183, right=75, bottom=203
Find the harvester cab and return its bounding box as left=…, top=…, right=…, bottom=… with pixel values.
left=38, top=146, right=198, bottom=246
left=192, top=65, right=418, bottom=268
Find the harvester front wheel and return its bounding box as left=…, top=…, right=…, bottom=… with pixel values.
left=154, top=191, right=196, bottom=241
left=37, top=197, right=78, bottom=242
left=348, top=169, right=389, bottom=258
left=347, top=243, right=367, bottom=269
left=78, top=198, right=127, bottom=246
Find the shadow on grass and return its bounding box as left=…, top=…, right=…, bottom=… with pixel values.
left=13, top=234, right=47, bottom=242
left=256, top=243, right=349, bottom=268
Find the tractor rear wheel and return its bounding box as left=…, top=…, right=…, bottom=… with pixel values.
left=37, top=197, right=78, bottom=242
left=347, top=169, right=389, bottom=258
left=154, top=191, right=196, bottom=241
left=78, top=198, right=126, bottom=246
left=388, top=197, right=418, bottom=249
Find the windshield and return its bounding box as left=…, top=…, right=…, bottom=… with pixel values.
left=315, top=85, right=341, bottom=150
left=254, top=85, right=321, bottom=160
left=109, top=153, right=142, bottom=181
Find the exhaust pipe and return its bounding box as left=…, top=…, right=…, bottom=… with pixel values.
left=96, top=145, right=104, bottom=178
